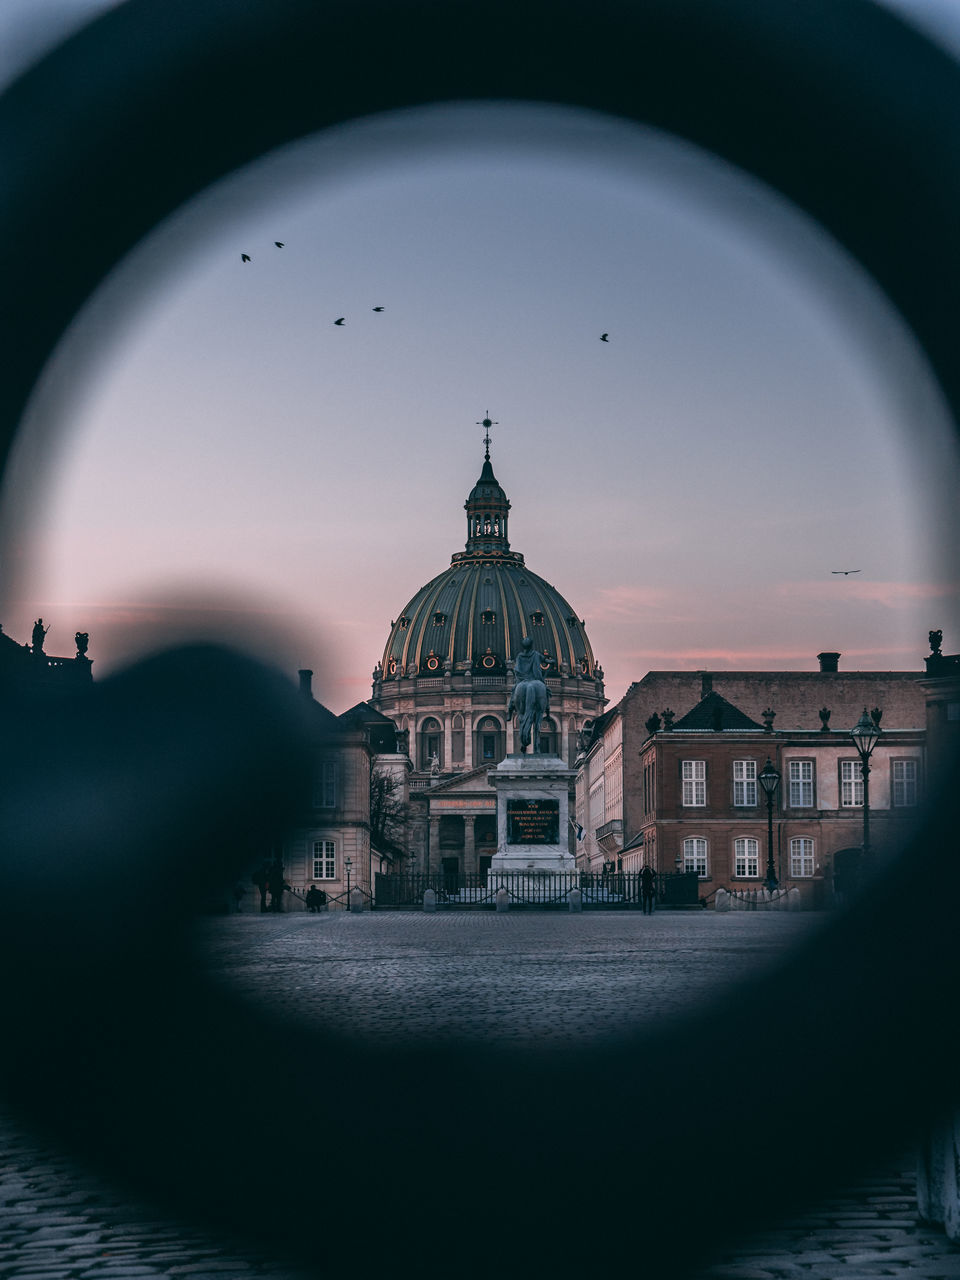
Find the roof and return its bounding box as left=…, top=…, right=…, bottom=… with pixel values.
left=670, top=691, right=765, bottom=732
left=338, top=701, right=397, bottom=728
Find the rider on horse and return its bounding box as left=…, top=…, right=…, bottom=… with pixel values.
left=507, top=636, right=550, bottom=753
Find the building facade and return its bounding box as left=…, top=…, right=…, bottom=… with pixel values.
left=272, top=672, right=405, bottom=901
left=576, top=655, right=928, bottom=903
left=371, top=426, right=606, bottom=877
left=625, top=689, right=924, bottom=907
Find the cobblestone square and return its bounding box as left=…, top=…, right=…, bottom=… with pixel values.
left=2, top=910, right=957, bottom=1279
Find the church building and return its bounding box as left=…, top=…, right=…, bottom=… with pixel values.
left=370, top=419, right=606, bottom=879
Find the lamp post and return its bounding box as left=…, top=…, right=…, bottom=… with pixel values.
left=345, top=856, right=352, bottom=908
left=850, top=708, right=882, bottom=861
left=757, top=757, right=781, bottom=893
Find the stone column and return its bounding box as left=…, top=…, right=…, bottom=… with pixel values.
left=464, top=711, right=474, bottom=770
left=427, top=816, right=441, bottom=877
left=463, top=815, right=477, bottom=876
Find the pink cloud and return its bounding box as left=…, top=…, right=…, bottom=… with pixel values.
left=776, top=580, right=959, bottom=609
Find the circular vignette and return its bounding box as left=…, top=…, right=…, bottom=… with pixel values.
left=1, top=1, right=960, bottom=1276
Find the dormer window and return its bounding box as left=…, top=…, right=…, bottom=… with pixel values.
left=481, top=610, right=496, bottom=625
left=397, top=616, right=409, bottom=630
left=433, top=612, right=446, bottom=626
left=530, top=611, right=545, bottom=626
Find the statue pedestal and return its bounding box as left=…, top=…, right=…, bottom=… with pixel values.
left=487, top=754, right=578, bottom=895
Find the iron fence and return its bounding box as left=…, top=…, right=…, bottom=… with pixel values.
left=374, top=870, right=701, bottom=909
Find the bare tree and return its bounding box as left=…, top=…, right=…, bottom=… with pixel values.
left=369, top=768, right=411, bottom=860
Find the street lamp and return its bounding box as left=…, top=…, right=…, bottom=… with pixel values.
left=757, top=757, right=782, bottom=893
left=345, top=856, right=353, bottom=908
left=850, top=708, right=882, bottom=861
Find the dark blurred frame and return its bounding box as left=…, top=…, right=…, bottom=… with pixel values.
left=1, top=1, right=959, bottom=1276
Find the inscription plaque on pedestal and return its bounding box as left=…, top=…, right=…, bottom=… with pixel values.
left=506, top=798, right=559, bottom=845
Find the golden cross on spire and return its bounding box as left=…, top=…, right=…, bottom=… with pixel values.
left=475, top=411, right=498, bottom=460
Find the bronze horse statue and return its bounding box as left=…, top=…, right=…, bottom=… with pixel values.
left=508, top=637, right=550, bottom=753
left=508, top=677, right=548, bottom=753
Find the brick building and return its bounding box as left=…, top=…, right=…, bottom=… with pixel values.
left=625, top=688, right=924, bottom=906
left=575, top=652, right=927, bottom=903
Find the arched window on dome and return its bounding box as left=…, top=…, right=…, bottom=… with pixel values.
left=474, top=715, right=504, bottom=766
left=539, top=716, right=558, bottom=756
left=419, top=717, right=443, bottom=772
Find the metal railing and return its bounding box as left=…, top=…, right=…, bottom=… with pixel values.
left=374, top=870, right=701, bottom=908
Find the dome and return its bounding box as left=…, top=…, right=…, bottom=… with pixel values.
left=378, top=441, right=598, bottom=683
left=380, top=559, right=596, bottom=680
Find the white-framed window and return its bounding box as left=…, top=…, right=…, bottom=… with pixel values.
left=733, top=760, right=757, bottom=806
left=313, top=839, right=336, bottom=879
left=892, top=758, right=919, bottom=807
left=840, top=759, right=864, bottom=807
left=788, top=759, right=815, bottom=808
left=314, top=759, right=337, bottom=808
left=734, top=837, right=759, bottom=877
left=790, top=837, right=815, bottom=878
left=682, top=837, right=708, bottom=877
left=681, top=760, right=706, bottom=806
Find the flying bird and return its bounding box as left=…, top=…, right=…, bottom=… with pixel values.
left=600, top=333, right=609, bottom=342
left=831, top=569, right=862, bottom=575
left=274, top=241, right=284, bottom=248
left=241, top=254, right=251, bottom=262
left=334, top=317, right=345, bottom=325
left=373, top=306, right=384, bottom=312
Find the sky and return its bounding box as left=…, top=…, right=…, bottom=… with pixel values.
left=2, top=0, right=960, bottom=713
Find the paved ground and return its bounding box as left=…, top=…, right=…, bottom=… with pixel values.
left=2, top=909, right=958, bottom=1279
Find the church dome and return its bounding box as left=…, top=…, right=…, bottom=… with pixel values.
left=378, top=428, right=598, bottom=683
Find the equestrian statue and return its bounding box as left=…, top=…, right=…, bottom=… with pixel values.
left=507, top=636, right=550, bottom=753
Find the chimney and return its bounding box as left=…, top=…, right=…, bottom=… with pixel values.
left=298, top=669, right=313, bottom=697
left=700, top=672, right=713, bottom=698
left=817, top=652, right=840, bottom=673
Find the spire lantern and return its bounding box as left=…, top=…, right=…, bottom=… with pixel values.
left=459, top=411, right=514, bottom=559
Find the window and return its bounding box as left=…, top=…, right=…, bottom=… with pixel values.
left=481, top=610, right=496, bottom=625
left=733, top=760, right=757, bottom=806
left=314, top=759, right=337, bottom=808
left=432, top=612, right=446, bottom=626
left=734, top=837, right=760, bottom=877
left=420, top=718, right=442, bottom=771
left=681, top=760, right=706, bottom=806
left=948, top=703, right=960, bottom=721
left=840, top=759, right=864, bottom=806
left=643, top=761, right=656, bottom=815
left=892, top=758, right=919, bottom=807
left=530, top=611, right=545, bottom=626
left=682, top=837, right=708, bottom=877
left=313, top=840, right=336, bottom=879
left=475, top=716, right=502, bottom=764
left=788, top=759, right=815, bottom=808
left=397, top=616, right=409, bottom=630
left=790, top=837, right=815, bottom=878
left=539, top=717, right=557, bottom=755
